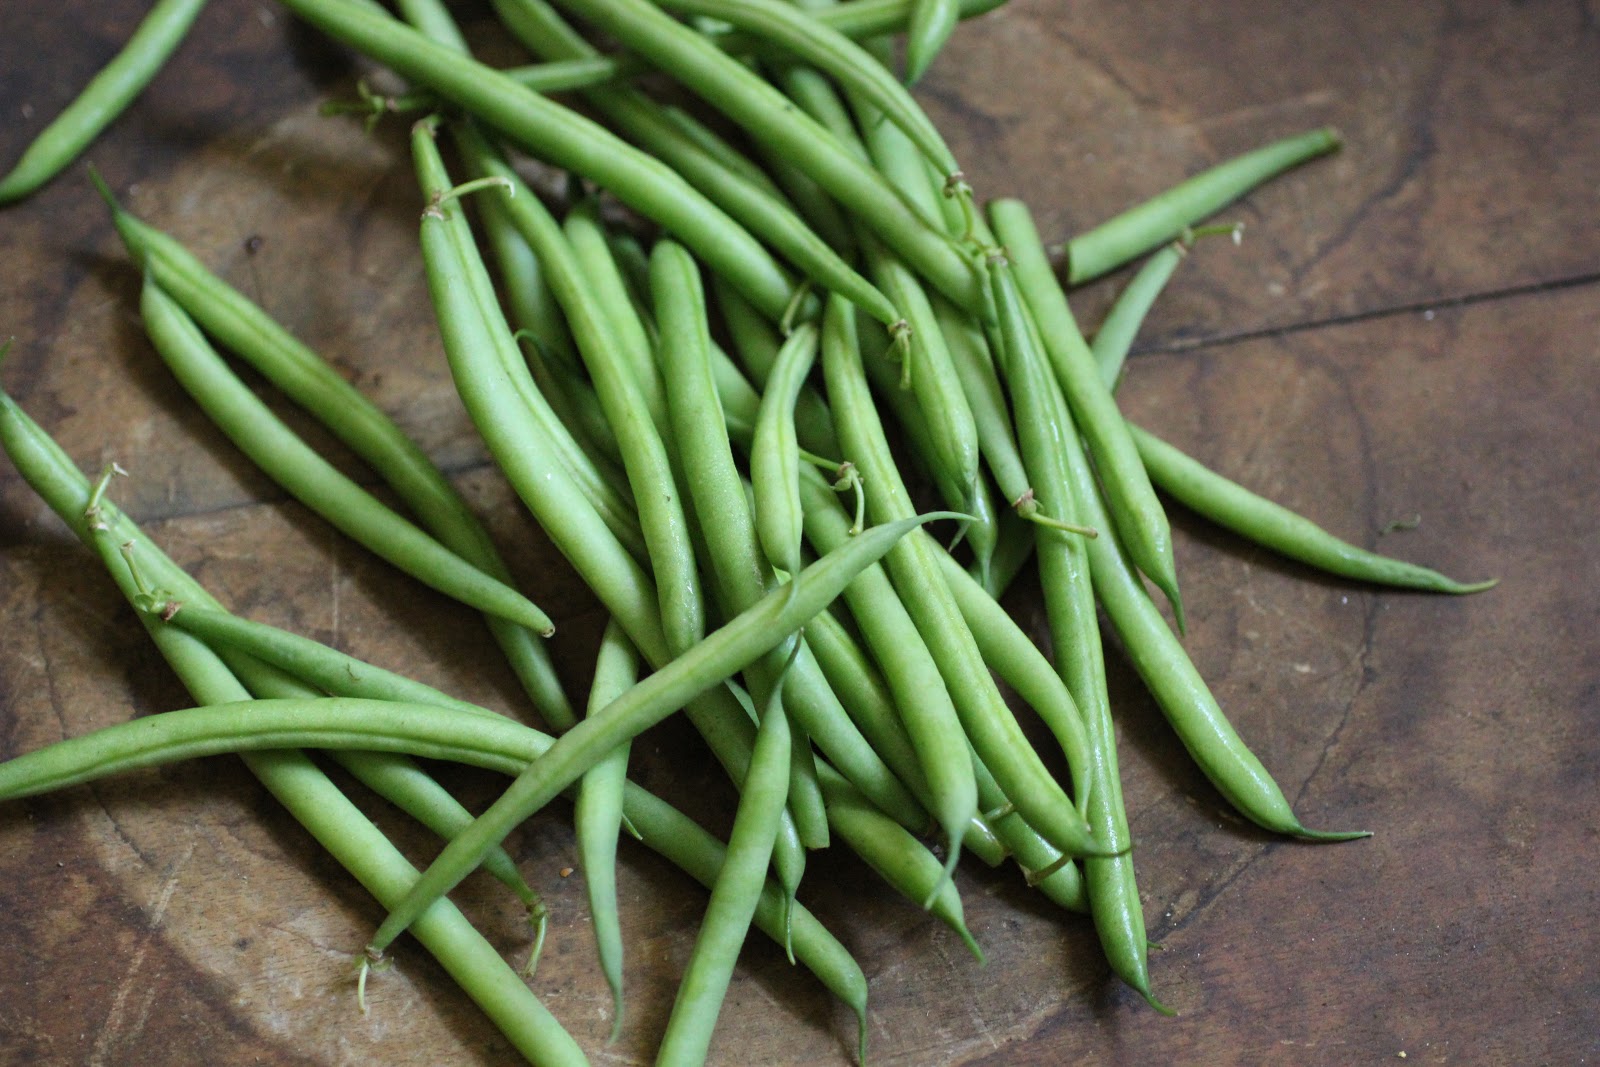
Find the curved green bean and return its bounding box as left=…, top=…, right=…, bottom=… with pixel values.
left=1132, top=425, right=1495, bottom=594
left=96, top=178, right=577, bottom=730
left=752, top=323, right=820, bottom=576
left=657, top=651, right=793, bottom=1067
left=1066, top=126, right=1341, bottom=285
left=904, top=0, right=959, bottom=84
left=575, top=620, right=638, bottom=1039
left=0, top=0, right=208, bottom=204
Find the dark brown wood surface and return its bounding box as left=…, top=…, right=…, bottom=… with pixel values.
left=1, top=1, right=1596, bottom=1064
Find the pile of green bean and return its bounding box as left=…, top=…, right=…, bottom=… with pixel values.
left=0, top=1, right=1493, bottom=1063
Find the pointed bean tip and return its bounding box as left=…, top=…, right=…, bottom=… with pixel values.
left=1141, top=988, right=1178, bottom=1017
left=1447, top=576, right=1499, bottom=594
left=1293, top=825, right=1372, bottom=843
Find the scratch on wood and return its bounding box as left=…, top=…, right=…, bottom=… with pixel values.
left=87, top=841, right=195, bottom=1066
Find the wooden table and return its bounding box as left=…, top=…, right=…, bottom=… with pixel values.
left=2, top=2, right=1596, bottom=1063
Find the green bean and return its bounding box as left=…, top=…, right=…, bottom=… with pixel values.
left=366, top=510, right=951, bottom=956
left=277, top=0, right=805, bottom=323
left=563, top=197, right=667, bottom=424
left=752, top=323, right=821, bottom=576
left=657, top=646, right=794, bottom=1067
left=984, top=248, right=1158, bottom=1007
left=544, top=0, right=985, bottom=313
left=137, top=275, right=557, bottom=637
left=857, top=316, right=997, bottom=583
left=823, top=293, right=1106, bottom=862
left=904, top=0, right=960, bottom=84
left=488, top=0, right=892, bottom=326
left=477, top=186, right=580, bottom=373
left=575, top=620, right=639, bottom=1039
left=715, top=276, right=841, bottom=457
left=1131, top=425, right=1496, bottom=594
left=0, top=392, right=587, bottom=1066
left=95, top=178, right=577, bottom=730
left=1088, top=226, right=1243, bottom=388
left=817, top=764, right=981, bottom=959
left=1065, top=126, right=1342, bottom=285
left=651, top=0, right=962, bottom=178
left=992, top=199, right=1185, bottom=630
left=0, top=0, right=208, bottom=204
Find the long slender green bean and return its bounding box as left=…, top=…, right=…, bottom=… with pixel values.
left=657, top=648, right=793, bottom=1067
left=752, top=323, right=820, bottom=577
left=575, top=620, right=638, bottom=1039
left=984, top=248, right=1158, bottom=1007
left=1065, top=126, right=1341, bottom=285
left=0, top=0, right=208, bottom=204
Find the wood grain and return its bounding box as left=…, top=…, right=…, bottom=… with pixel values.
left=1, top=2, right=1596, bottom=1064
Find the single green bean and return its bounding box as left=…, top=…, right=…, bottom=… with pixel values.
left=366, top=511, right=947, bottom=955
left=575, top=620, right=638, bottom=1039
left=1066, top=126, right=1341, bottom=285
left=1132, top=426, right=1496, bottom=594
left=817, top=764, right=981, bottom=960
left=0, top=0, right=208, bottom=204
left=657, top=648, right=794, bottom=1067
left=563, top=197, right=667, bottom=423
left=138, top=276, right=556, bottom=637
left=984, top=249, right=1158, bottom=1006
left=904, top=0, right=959, bottom=84
left=752, top=323, right=821, bottom=576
